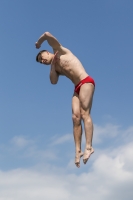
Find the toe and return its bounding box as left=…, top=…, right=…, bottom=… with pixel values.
left=75, top=162, right=80, bottom=168
left=83, top=158, right=87, bottom=164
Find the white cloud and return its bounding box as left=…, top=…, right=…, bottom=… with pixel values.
left=0, top=140, right=133, bottom=200
left=0, top=168, right=70, bottom=200
left=0, top=123, right=133, bottom=200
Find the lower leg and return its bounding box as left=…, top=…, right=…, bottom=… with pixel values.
left=73, top=121, right=83, bottom=167
left=83, top=114, right=94, bottom=164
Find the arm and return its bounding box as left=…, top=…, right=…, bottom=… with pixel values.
left=36, top=32, right=61, bottom=50
left=50, top=59, right=59, bottom=84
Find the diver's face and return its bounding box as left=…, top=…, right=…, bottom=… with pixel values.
left=38, top=51, right=52, bottom=65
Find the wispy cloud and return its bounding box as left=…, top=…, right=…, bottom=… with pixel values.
left=0, top=135, right=57, bottom=164
left=11, top=136, right=33, bottom=148
left=50, top=134, right=73, bottom=145
left=94, top=123, right=122, bottom=144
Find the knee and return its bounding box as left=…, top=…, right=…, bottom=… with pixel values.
left=72, top=113, right=81, bottom=126
left=81, top=112, right=92, bottom=123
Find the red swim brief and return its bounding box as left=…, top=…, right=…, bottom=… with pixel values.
left=74, top=76, right=95, bottom=95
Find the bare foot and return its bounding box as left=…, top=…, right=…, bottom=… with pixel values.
left=83, top=147, right=94, bottom=164
left=75, top=151, right=84, bottom=168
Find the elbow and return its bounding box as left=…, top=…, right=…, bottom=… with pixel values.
left=50, top=76, right=58, bottom=84
left=50, top=72, right=59, bottom=84
left=45, top=31, right=50, bottom=37
left=50, top=80, right=57, bottom=84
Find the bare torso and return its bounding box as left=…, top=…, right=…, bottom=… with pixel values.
left=52, top=47, right=89, bottom=85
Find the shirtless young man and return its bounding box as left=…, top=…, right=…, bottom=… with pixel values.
left=35, top=32, right=95, bottom=168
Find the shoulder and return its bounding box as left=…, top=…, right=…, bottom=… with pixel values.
left=53, top=45, right=72, bottom=55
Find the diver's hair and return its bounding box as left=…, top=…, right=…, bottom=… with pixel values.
left=36, top=50, right=47, bottom=62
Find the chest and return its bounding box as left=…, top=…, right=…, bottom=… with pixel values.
left=55, top=57, right=70, bottom=74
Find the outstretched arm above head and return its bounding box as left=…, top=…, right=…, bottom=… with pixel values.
left=35, top=32, right=71, bottom=54
left=35, top=32, right=61, bottom=50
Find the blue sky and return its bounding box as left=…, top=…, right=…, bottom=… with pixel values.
left=0, top=1, right=133, bottom=199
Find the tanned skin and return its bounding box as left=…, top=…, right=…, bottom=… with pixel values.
left=35, top=32, right=95, bottom=168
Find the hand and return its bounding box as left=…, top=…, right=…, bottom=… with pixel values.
left=35, top=42, right=41, bottom=49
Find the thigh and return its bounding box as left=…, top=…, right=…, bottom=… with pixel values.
left=79, top=83, right=95, bottom=112
left=72, top=92, right=81, bottom=116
